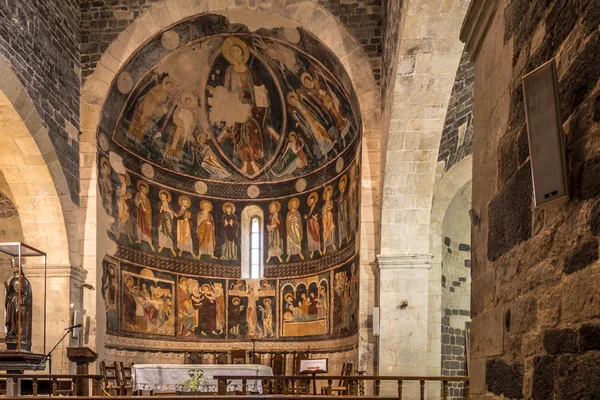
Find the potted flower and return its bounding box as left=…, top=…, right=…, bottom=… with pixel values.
left=178, top=369, right=204, bottom=395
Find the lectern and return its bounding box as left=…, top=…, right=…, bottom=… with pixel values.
left=67, top=347, right=98, bottom=396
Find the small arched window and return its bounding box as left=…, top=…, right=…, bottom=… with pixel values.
left=250, top=216, right=261, bottom=279
left=241, top=205, right=264, bottom=279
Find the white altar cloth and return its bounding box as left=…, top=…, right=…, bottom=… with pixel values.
left=132, top=364, right=273, bottom=394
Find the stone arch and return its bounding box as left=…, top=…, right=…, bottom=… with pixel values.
left=430, top=155, right=473, bottom=265
left=79, top=1, right=380, bottom=363
left=0, top=55, right=72, bottom=266
left=427, top=155, right=472, bottom=385
left=380, top=0, right=472, bottom=256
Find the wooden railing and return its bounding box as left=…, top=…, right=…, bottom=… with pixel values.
left=214, top=375, right=470, bottom=400
left=3, top=397, right=396, bottom=399
left=0, top=374, right=103, bottom=396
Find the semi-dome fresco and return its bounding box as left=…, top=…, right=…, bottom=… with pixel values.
left=97, top=13, right=361, bottom=351
left=108, top=20, right=360, bottom=183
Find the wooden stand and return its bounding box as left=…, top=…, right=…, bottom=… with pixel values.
left=0, top=351, right=46, bottom=395
left=67, top=347, right=98, bottom=396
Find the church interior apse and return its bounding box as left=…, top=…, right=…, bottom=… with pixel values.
left=96, top=12, right=362, bottom=365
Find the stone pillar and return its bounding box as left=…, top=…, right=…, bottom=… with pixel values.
left=376, top=254, right=430, bottom=397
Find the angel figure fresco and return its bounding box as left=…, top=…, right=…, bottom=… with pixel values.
left=221, top=202, right=239, bottom=261
left=157, top=190, right=176, bottom=256
left=271, top=132, right=309, bottom=178
left=126, top=76, right=177, bottom=143
left=286, top=197, right=304, bottom=262
left=163, top=93, right=199, bottom=162
left=322, top=185, right=336, bottom=254
left=304, top=192, right=322, bottom=258
left=258, top=298, right=274, bottom=338
left=196, top=200, right=218, bottom=259
left=117, top=173, right=134, bottom=243
left=99, top=158, right=113, bottom=215
left=176, top=196, right=196, bottom=257
left=193, top=134, right=231, bottom=179
left=287, top=91, right=335, bottom=160
left=305, top=70, right=350, bottom=142
left=135, top=180, right=155, bottom=251
left=337, top=175, right=350, bottom=247
left=211, top=37, right=277, bottom=176
left=266, top=201, right=283, bottom=263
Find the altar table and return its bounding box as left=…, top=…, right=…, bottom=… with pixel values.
left=132, top=364, right=273, bottom=394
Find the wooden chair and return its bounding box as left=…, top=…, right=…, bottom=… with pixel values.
left=270, top=353, right=285, bottom=375
left=230, top=349, right=248, bottom=364
left=326, top=361, right=354, bottom=395
left=185, top=351, right=207, bottom=364
left=100, top=361, right=123, bottom=395
left=117, top=362, right=133, bottom=395
left=252, top=352, right=262, bottom=364
left=267, top=353, right=286, bottom=394
left=215, top=352, right=229, bottom=364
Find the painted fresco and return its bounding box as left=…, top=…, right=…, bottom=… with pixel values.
left=101, top=258, right=358, bottom=341
left=121, top=264, right=176, bottom=336
left=111, top=27, right=358, bottom=182
left=101, top=257, right=119, bottom=332
left=98, top=14, right=361, bottom=348
left=227, top=279, right=277, bottom=339
left=333, top=261, right=359, bottom=336
left=177, top=276, right=227, bottom=338
left=280, top=273, right=329, bottom=337
left=98, top=158, right=359, bottom=266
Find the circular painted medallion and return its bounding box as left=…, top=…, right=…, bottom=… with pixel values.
left=98, top=132, right=110, bottom=152
left=335, top=157, right=345, bottom=173
left=161, top=30, right=180, bottom=50
left=195, top=180, right=208, bottom=195
left=247, top=185, right=260, bottom=199
left=117, top=72, right=133, bottom=94
left=295, top=178, right=307, bottom=193
left=140, top=163, right=155, bottom=179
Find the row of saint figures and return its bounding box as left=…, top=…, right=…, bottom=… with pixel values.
left=99, top=158, right=359, bottom=264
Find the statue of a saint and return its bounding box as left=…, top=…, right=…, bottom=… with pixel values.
left=5, top=259, right=33, bottom=352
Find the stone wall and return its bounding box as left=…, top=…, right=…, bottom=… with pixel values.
left=467, top=0, right=600, bottom=398
left=80, top=0, right=383, bottom=84
left=438, top=50, right=474, bottom=172
left=0, top=0, right=81, bottom=203
left=440, top=181, right=471, bottom=400
left=380, top=0, right=403, bottom=110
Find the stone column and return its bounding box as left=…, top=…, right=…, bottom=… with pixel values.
left=376, top=254, right=431, bottom=397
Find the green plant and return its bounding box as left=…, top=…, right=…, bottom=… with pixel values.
left=183, top=369, right=204, bottom=392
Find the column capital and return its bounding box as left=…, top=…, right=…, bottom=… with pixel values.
left=22, top=264, right=88, bottom=282
left=460, top=0, right=499, bottom=61
left=376, top=254, right=432, bottom=271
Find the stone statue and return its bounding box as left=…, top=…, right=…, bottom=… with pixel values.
left=4, top=258, right=32, bottom=352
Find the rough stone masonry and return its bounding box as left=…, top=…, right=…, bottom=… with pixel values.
left=470, top=0, right=600, bottom=398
